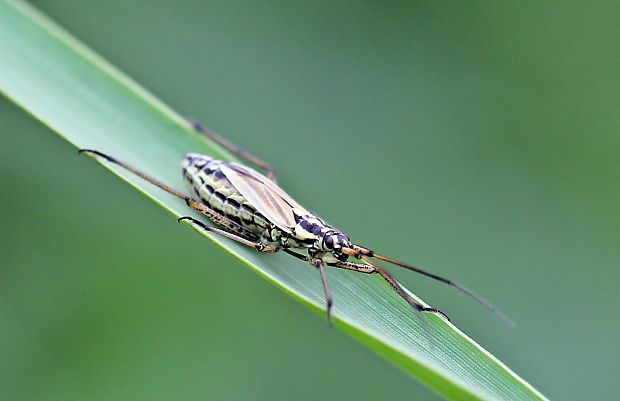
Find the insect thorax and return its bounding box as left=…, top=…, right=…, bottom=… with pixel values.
left=292, top=213, right=352, bottom=261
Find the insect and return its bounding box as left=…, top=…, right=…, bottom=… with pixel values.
left=79, top=119, right=513, bottom=326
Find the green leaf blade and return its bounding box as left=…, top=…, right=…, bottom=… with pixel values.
left=0, top=1, right=548, bottom=400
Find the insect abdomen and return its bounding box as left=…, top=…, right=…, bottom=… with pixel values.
left=181, top=153, right=272, bottom=236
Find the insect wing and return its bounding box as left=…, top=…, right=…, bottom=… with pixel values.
left=220, top=162, right=308, bottom=233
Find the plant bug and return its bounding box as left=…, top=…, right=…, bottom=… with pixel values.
left=79, top=119, right=514, bottom=327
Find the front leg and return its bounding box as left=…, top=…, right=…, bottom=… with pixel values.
left=328, top=260, right=377, bottom=274
left=330, top=259, right=450, bottom=321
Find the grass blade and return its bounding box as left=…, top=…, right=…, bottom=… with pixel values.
left=0, top=1, right=549, bottom=400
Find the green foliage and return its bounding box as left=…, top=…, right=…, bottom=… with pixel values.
left=0, top=1, right=550, bottom=400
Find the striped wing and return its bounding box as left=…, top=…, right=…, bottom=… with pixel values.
left=220, top=162, right=308, bottom=233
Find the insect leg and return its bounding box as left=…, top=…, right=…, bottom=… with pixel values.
left=360, top=256, right=450, bottom=321
left=79, top=149, right=257, bottom=239
left=328, top=260, right=447, bottom=318
left=310, top=258, right=333, bottom=324
left=79, top=149, right=188, bottom=198
left=327, top=260, right=377, bottom=274
left=186, top=118, right=277, bottom=181
left=343, top=245, right=515, bottom=327
left=329, top=260, right=445, bottom=344
left=178, top=216, right=278, bottom=252
left=283, top=249, right=309, bottom=261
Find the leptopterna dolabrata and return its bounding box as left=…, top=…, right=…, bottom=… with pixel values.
left=79, top=119, right=513, bottom=326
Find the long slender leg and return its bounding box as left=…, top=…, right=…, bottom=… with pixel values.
left=359, top=256, right=450, bottom=321
left=330, top=260, right=449, bottom=321
left=356, top=257, right=445, bottom=345
left=327, top=259, right=449, bottom=320
left=327, top=260, right=377, bottom=274
left=283, top=249, right=309, bottom=261
left=345, top=245, right=514, bottom=327
left=79, top=149, right=257, bottom=240
left=187, top=118, right=277, bottom=181
left=177, top=216, right=278, bottom=253
left=310, top=258, right=333, bottom=324
left=79, top=149, right=187, bottom=198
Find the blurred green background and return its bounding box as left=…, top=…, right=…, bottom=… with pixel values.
left=1, top=1, right=619, bottom=400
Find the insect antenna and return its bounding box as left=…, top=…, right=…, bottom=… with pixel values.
left=343, top=245, right=516, bottom=327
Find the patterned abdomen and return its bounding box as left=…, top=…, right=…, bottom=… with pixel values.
left=181, top=153, right=272, bottom=237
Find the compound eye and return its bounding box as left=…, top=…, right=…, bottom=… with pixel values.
left=325, top=235, right=334, bottom=249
